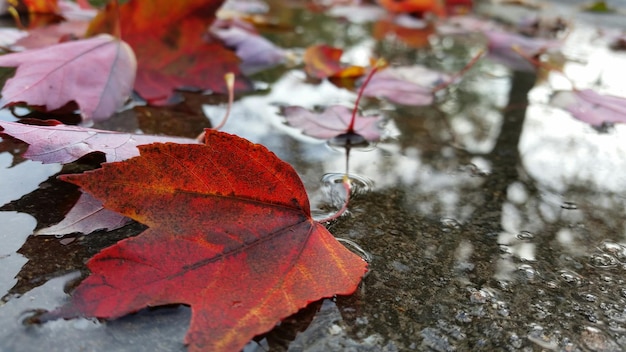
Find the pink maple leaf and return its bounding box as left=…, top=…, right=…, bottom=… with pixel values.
left=211, top=19, right=286, bottom=75
left=0, top=120, right=197, bottom=164
left=0, top=120, right=199, bottom=235
left=0, top=34, right=136, bottom=124
left=551, top=89, right=626, bottom=127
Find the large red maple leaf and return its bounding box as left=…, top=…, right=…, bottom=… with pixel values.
left=41, top=130, right=367, bottom=352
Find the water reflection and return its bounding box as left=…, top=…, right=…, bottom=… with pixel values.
left=3, top=3, right=626, bottom=351
left=0, top=151, right=62, bottom=207
left=0, top=212, right=35, bottom=297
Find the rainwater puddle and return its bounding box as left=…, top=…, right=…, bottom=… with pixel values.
left=3, top=0, right=626, bottom=351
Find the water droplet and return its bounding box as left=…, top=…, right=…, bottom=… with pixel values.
left=589, top=253, right=619, bottom=268
left=581, top=293, right=597, bottom=302
left=581, top=326, right=620, bottom=351
left=517, top=264, right=538, bottom=280
left=469, top=288, right=493, bottom=304
left=546, top=280, right=560, bottom=289
left=599, top=241, right=626, bottom=262
left=455, top=311, right=472, bottom=323
left=558, top=269, right=583, bottom=285
left=440, top=217, right=461, bottom=232
left=232, top=301, right=243, bottom=308
left=509, top=334, right=523, bottom=349
left=321, top=173, right=374, bottom=195
left=516, top=231, right=535, bottom=241
left=561, top=201, right=578, bottom=210
left=59, top=237, right=75, bottom=245
left=459, top=163, right=488, bottom=177
left=527, top=328, right=558, bottom=350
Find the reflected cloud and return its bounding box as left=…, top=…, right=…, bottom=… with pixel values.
left=0, top=212, right=35, bottom=297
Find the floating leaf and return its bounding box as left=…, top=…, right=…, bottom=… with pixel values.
left=40, top=130, right=367, bottom=352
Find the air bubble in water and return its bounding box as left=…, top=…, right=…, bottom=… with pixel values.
left=558, top=269, right=583, bottom=286
left=561, top=201, right=578, bottom=210
left=599, top=241, right=626, bottom=262
left=517, top=264, right=538, bottom=281
left=589, top=253, right=619, bottom=268
left=516, top=231, right=535, bottom=240
left=440, top=217, right=461, bottom=232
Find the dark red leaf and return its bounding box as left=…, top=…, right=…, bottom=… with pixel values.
left=87, top=0, right=253, bottom=105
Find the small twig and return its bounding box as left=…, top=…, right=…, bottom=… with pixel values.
left=432, top=48, right=485, bottom=93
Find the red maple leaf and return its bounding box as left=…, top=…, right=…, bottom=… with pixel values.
left=87, top=0, right=253, bottom=105
left=41, top=129, right=367, bottom=351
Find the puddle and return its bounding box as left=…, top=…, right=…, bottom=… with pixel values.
left=2, top=1, right=626, bottom=351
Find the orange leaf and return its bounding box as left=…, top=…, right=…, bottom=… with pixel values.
left=42, top=130, right=367, bottom=352
left=378, top=0, right=446, bottom=16
left=9, top=0, right=58, bottom=14
left=303, top=44, right=366, bottom=80
left=372, top=19, right=435, bottom=49
left=87, top=0, right=252, bottom=105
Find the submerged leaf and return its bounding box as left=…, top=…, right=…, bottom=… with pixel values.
left=36, top=191, right=130, bottom=236
left=41, top=130, right=367, bottom=352
left=0, top=34, right=136, bottom=123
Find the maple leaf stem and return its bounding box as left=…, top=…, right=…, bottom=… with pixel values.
left=510, top=45, right=576, bottom=88
left=432, top=49, right=485, bottom=93
left=111, top=0, right=122, bottom=39
left=7, top=7, right=25, bottom=30
left=213, top=73, right=235, bottom=131
left=318, top=175, right=352, bottom=224
left=349, top=59, right=386, bottom=133
left=196, top=73, right=235, bottom=142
